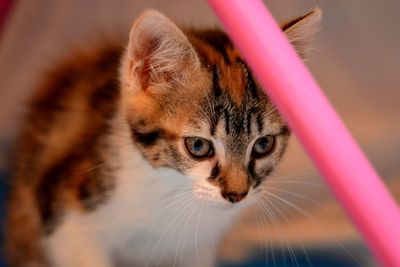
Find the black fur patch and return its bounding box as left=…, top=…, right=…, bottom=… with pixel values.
left=256, top=112, right=264, bottom=133
left=238, top=59, right=258, bottom=98
left=223, top=109, right=230, bottom=134
left=248, top=158, right=256, bottom=178
left=279, top=125, right=290, bottom=135
left=209, top=163, right=220, bottom=180
left=31, top=47, right=121, bottom=234
left=192, top=29, right=233, bottom=64
left=131, top=129, right=164, bottom=147
left=281, top=10, right=315, bottom=32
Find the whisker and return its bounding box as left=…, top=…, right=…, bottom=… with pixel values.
left=77, top=162, right=107, bottom=174
left=265, top=186, right=326, bottom=209
left=140, top=198, right=193, bottom=266
left=271, top=201, right=299, bottom=267
left=194, top=203, right=203, bottom=267
left=253, top=204, right=272, bottom=266
left=110, top=190, right=192, bottom=242
left=270, top=172, right=319, bottom=181
left=205, top=206, right=217, bottom=257
left=172, top=200, right=198, bottom=267
left=264, top=191, right=360, bottom=264
left=257, top=200, right=278, bottom=267
left=267, top=196, right=311, bottom=267
left=267, top=180, right=326, bottom=188
left=145, top=198, right=195, bottom=267
left=258, top=196, right=288, bottom=266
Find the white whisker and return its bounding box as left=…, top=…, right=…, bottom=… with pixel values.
left=258, top=195, right=287, bottom=266
left=266, top=186, right=326, bottom=209
left=268, top=180, right=326, bottom=188
left=269, top=196, right=314, bottom=267
left=145, top=198, right=195, bottom=267
left=194, top=203, right=202, bottom=267
left=264, top=191, right=360, bottom=264
left=172, top=201, right=198, bottom=267
left=109, top=190, right=192, bottom=238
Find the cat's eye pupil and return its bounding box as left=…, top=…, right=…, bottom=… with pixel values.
left=184, top=137, right=214, bottom=159
left=252, top=135, right=275, bottom=158
left=193, top=140, right=203, bottom=151
left=258, top=138, right=267, bottom=149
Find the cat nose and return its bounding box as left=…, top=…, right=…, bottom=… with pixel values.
left=221, top=191, right=248, bottom=203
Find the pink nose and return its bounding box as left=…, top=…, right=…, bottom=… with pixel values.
left=221, top=191, right=248, bottom=203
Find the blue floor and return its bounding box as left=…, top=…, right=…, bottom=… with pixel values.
left=218, top=245, right=366, bottom=267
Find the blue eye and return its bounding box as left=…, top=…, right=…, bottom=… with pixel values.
left=185, top=137, right=214, bottom=158
left=193, top=140, right=203, bottom=151
left=252, top=135, right=275, bottom=158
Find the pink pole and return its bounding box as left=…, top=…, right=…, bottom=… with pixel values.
left=207, top=0, right=400, bottom=266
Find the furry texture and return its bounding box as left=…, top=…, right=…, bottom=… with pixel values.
left=5, top=9, right=321, bottom=267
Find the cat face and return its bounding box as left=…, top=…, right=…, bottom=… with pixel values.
left=120, top=10, right=320, bottom=206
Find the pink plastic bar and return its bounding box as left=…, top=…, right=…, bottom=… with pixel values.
left=207, top=0, right=400, bottom=266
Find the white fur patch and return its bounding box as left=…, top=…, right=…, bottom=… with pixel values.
left=51, top=121, right=243, bottom=266
left=46, top=211, right=112, bottom=267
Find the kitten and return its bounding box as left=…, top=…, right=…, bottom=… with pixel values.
left=5, top=8, right=321, bottom=267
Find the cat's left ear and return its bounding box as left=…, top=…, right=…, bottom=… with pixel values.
left=123, top=10, right=200, bottom=92
left=282, top=8, right=322, bottom=58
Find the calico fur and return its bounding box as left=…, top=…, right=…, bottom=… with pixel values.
left=5, top=9, right=321, bottom=267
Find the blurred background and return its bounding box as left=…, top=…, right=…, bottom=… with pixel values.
left=0, top=0, right=399, bottom=266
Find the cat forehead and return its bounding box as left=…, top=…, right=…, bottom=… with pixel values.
left=187, top=29, right=257, bottom=106
left=126, top=28, right=278, bottom=139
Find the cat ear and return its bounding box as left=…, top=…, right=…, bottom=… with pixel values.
left=125, top=10, right=199, bottom=92
left=282, top=8, right=322, bottom=59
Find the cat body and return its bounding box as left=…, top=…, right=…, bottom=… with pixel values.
left=5, top=9, right=321, bottom=267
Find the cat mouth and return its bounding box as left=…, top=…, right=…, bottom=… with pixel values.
left=193, top=185, right=230, bottom=206
left=193, top=185, right=252, bottom=209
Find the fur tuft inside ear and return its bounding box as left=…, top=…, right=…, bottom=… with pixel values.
left=125, top=10, right=199, bottom=92
left=282, top=8, right=322, bottom=59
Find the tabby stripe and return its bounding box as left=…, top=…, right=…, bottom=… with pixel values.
left=279, top=125, right=290, bottom=135
left=248, top=158, right=256, bottom=178
left=224, top=109, right=230, bottom=134
left=209, top=65, right=223, bottom=136
left=246, top=112, right=252, bottom=134
left=256, top=113, right=264, bottom=133
left=238, top=59, right=258, bottom=98
left=209, top=163, right=220, bottom=180
left=194, top=29, right=233, bottom=65
left=212, top=65, right=222, bottom=97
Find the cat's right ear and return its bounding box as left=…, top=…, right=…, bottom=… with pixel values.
left=123, top=10, right=200, bottom=93
left=282, top=8, right=322, bottom=59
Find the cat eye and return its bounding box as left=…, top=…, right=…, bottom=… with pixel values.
left=252, top=135, right=275, bottom=158
left=184, top=137, right=214, bottom=158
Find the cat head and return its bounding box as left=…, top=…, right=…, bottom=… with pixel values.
left=119, top=9, right=321, bottom=206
